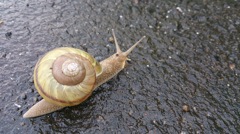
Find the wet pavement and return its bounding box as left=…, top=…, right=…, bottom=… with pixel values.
left=0, top=0, right=239, bottom=133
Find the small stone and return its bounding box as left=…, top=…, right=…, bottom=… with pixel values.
left=181, top=117, right=186, bottom=123
left=14, top=103, right=21, bottom=108
left=26, top=88, right=33, bottom=93
left=130, top=90, right=136, bottom=95
left=180, top=131, right=187, bottom=134
left=0, top=52, right=6, bottom=58
left=108, top=36, right=114, bottom=43
left=176, top=7, right=184, bottom=14
left=95, top=56, right=103, bottom=61
left=229, top=63, right=235, bottom=70
left=152, top=120, right=157, bottom=124
left=33, top=97, right=38, bottom=102
left=97, top=115, right=105, bottom=122
left=20, top=122, right=26, bottom=126
left=6, top=53, right=11, bottom=59
left=5, top=32, right=12, bottom=39
left=193, top=106, right=197, bottom=112
left=29, top=76, right=34, bottom=83
left=207, top=112, right=211, bottom=117
left=133, top=0, right=139, bottom=4
left=182, top=105, right=190, bottom=112
left=0, top=20, right=3, bottom=25
left=129, top=110, right=133, bottom=115
left=20, top=93, right=27, bottom=100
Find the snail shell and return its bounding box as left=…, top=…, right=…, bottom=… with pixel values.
left=34, top=47, right=102, bottom=106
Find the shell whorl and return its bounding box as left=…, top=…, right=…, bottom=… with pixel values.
left=34, top=47, right=102, bottom=106
left=52, top=54, right=87, bottom=85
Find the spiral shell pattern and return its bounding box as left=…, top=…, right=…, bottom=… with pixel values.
left=34, top=47, right=102, bottom=106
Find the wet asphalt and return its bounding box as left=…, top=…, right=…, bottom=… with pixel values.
left=0, top=0, right=239, bottom=133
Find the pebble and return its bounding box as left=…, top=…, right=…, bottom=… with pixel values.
left=20, top=93, right=27, bottom=100
left=33, top=97, right=38, bottom=102
left=5, top=32, right=12, bottom=39
left=95, top=56, right=104, bottom=61
left=152, top=120, right=157, bottom=124
left=96, top=115, right=105, bottom=123
left=193, top=106, right=197, bottom=112
left=130, top=90, right=136, bottom=95
left=0, top=52, right=7, bottom=58
left=0, top=20, right=3, bottom=25
left=182, top=105, right=190, bottom=112
left=133, top=0, right=139, bottom=4
left=14, top=103, right=21, bottom=108
left=26, top=88, right=34, bottom=93
left=229, top=63, right=235, bottom=70
left=129, top=110, right=133, bottom=115
left=108, top=36, right=114, bottom=43
left=29, top=76, right=34, bottom=83
left=20, top=122, right=26, bottom=126
left=180, top=131, right=187, bottom=134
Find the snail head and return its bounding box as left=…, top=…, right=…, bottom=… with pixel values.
left=111, top=29, right=146, bottom=64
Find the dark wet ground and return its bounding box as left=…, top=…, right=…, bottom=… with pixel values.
left=0, top=0, right=239, bottom=133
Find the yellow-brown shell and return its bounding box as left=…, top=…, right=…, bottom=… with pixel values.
left=34, top=47, right=102, bottom=106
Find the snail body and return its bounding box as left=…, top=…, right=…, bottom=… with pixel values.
left=23, top=29, right=145, bottom=118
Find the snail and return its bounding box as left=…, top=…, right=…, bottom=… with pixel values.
left=23, top=29, right=145, bottom=118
